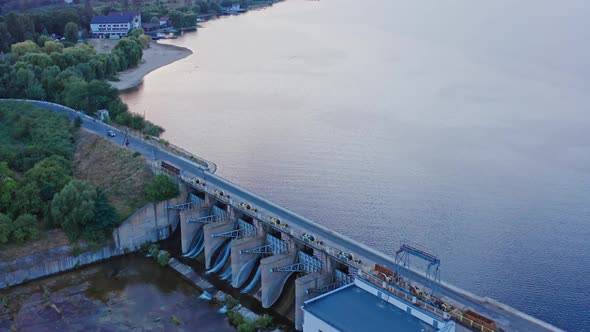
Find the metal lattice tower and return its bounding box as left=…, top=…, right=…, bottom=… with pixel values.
left=395, top=243, right=441, bottom=300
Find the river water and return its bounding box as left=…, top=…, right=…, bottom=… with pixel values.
left=0, top=256, right=234, bottom=331
left=121, top=0, right=590, bottom=330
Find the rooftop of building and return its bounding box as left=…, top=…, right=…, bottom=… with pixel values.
left=91, top=14, right=135, bottom=24
left=303, top=283, right=438, bottom=332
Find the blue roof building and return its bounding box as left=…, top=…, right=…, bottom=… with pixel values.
left=302, top=278, right=456, bottom=332
left=90, top=14, right=135, bottom=24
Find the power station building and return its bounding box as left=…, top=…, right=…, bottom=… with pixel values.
left=302, top=278, right=456, bottom=332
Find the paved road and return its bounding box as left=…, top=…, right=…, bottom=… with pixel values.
left=21, top=100, right=559, bottom=332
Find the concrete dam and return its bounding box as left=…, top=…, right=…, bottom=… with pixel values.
left=19, top=100, right=562, bottom=332
left=158, top=161, right=559, bottom=332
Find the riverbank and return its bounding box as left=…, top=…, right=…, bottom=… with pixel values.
left=0, top=255, right=235, bottom=331
left=87, top=39, right=193, bottom=91
left=112, top=42, right=193, bottom=91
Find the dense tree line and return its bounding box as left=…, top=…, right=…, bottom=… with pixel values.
left=140, top=0, right=271, bottom=29
left=0, top=101, right=119, bottom=245
left=0, top=8, right=91, bottom=53
left=0, top=34, right=163, bottom=135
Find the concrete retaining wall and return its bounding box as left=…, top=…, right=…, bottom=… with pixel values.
left=113, top=185, right=188, bottom=250
left=0, top=245, right=124, bottom=289
left=0, top=188, right=188, bottom=290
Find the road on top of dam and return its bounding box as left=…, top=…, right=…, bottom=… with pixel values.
left=19, top=100, right=558, bottom=332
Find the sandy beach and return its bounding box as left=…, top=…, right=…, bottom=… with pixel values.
left=88, top=39, right=193, bottom=91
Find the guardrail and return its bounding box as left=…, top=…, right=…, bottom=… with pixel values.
left=450, top=312, right=496, bottom=332
left=1, top=99, right=217, bottom=173
left=111, top=125, right=216, bottom=173
left=179, top=171, right=368, bottom=266
left=358, top=270, right=449, bottom=320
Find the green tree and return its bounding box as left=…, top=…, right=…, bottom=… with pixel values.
left=112, top=37, right=143, bottom=70
left=146, top=174, right=179, bottom=201
left=24, top=155, right=72, bottom=202
left=0, top=22, right=12, bottom=53
left=0, top=212, right=11, bottom=244
left=114, top=110, right=146, bottom=130
left=168, top=10, right=183, bottom=28
left=183, top=13, right=197, bottom=27
left=25, top=81, right=46, bottom=100
left=63, top=78, right=89, bottom=110
left=21, top=53, right=53, bottom=68
left=37, top=35, right=52, bottom=47
left=10, top=182, right=43, bottom=218
left=139, top=35, right=152, bottom=49
left=64, top=22, right=79, bottom=43
left=51, top=179, right=97, bottom=240
left=12, top=213, right=40, bottom=243
left=84, top=0, right=94, bottom=21
left=83, top=188, right=118, bottom=242
left=129, top=28, right=145, bottom=38
left=11, top=40, right=41, bottom=58
left=0, top=178, right=16, bottom=213
left=0, top=162, right=12, bottom=179
left=44, top=41, right=64, bottom=54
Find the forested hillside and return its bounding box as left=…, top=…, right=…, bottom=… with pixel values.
left=0, top=101, right=121, bottom=246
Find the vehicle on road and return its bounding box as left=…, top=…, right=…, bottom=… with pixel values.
left=107, top=130, right=116, bottom=137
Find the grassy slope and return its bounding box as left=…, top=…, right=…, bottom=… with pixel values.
left=73, top=131, right=154, bottom=221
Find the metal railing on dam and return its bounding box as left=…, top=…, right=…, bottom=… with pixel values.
left=175, top=167, right=561, bottom=331
left=172, top=173, right=563, bottom=331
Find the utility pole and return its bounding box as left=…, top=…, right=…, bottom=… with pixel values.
left=122, top=127, right=129, bottom=147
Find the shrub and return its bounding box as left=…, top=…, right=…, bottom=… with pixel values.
left=146, top=174, right=179, bottom=202
left=12, top=214, right=40, bottom=243
left=71, top=243, right=83, bottom=256
left=256, top=314, right=273, bottom=328
left=237, top=323, right=255, bottom=332
left=148, top=243, right=160, bottom=258
left=0, top=213, right=12, bottom=244
left=157, top=251, right=170, bottom=266
left=225, top=295, right=239, bottom=310
left=139, top=241, right=152, bottom=253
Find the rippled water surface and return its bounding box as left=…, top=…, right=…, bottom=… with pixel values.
left=121, top=1, right=590, bottom=330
